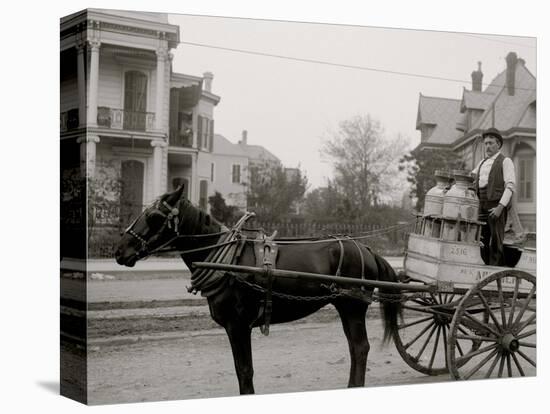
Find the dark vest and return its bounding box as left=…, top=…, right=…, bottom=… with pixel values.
left=476, top=153, right=506, bottom=201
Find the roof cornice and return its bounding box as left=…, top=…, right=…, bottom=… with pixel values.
left=61, top=9, right=180, bottom=48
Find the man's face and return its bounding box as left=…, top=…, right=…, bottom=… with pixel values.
left=483, top=136, right=501, bottom=158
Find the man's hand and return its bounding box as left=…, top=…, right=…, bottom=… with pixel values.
left=489, top=204, right=505, bottom=218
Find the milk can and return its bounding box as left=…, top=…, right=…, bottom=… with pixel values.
left=442, top=170, right=479, bottom=220
left=423, top=170, right=451, bottom=216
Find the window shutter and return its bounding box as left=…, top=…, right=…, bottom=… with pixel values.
left=526, top=159, right=533, bottom=199
left=136, top=74, right=147, bottom=112
left=209, top=119, right=214, bottom=151
left=232, top=165, right=241, bottom=183
left=197, top=115, right=203, bottom=148
left=203, top=117, right=209, bottom=149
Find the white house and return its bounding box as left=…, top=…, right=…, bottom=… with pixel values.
left=211, top=134, right=249, bottom=210
left=61, top=10, right=225, bottom=224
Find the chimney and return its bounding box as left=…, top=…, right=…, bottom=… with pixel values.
left=203, top=71, right=214, bottom=92
left=471, top=61, right=483, bottom=92
left=505, top=52, right=518, bottom=96
left=240, top=130, right=248, bottom=145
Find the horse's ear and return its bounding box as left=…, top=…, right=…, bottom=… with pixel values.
left=166, top=184, right=185, bottom=204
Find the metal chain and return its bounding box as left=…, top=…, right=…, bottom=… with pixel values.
left=234, top=275, right=347, bottom=302
left=232, top=274, right=428, bottom=304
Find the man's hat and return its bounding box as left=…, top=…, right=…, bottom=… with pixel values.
left=482, top=128, right=503, bottom=146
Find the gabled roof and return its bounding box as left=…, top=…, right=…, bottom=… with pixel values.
left=213, top=134, right=248, bottom=158
left=417, top=54, right=536, bottom=151
left=470, top=63, right=536, bottom=132
left=460, top=89, right=495, bottom=112
left=239, top=144, right=281, bottom=164
left=416, top=94, right=463, bottom=145
left=517, top=100, right=536, bottom=129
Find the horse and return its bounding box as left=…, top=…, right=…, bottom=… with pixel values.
left=115, top=185, right=402, bottom=394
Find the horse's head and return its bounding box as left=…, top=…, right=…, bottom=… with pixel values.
left=115, top=185, right=186, bottom=267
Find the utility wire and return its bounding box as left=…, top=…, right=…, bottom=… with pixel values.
left=456, top=33, right=536, bottom=49
left=178, top=40, right=537, bottom=92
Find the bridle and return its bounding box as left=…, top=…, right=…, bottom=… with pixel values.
left=124, top=198, right=183, bottom=260
left=123, top=196, right=230, bottom=261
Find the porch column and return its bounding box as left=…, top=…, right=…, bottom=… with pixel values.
left=151, top=139, right=167, bottom=198
left=191, top=153, right=198, bottom=204
left=76, top=135, right=100, bottom=178
left=155, top=47, right=168, bottom=132
left=88, top=40, right=101, bottom=127
left=76, top=41, right=87, bottom=127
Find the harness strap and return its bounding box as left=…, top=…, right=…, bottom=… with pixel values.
left=346, top=236, right=366, bottom=279
left=330, top=236, right=345, bottom=277
left=249, top=230, right=279, bottom=335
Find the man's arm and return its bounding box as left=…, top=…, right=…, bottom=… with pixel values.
left=498, top=158, right=516, bottom=207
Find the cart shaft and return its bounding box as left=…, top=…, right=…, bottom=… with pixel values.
left=192, top=262, right=435, bottom=292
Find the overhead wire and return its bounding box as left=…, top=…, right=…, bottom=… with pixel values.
left=176, top=40, right=537, bottom=92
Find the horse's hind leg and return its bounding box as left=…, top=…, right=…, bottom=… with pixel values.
left=335, top=302, right=370, bottom=387
left=224, top=323, right=255, bottom=394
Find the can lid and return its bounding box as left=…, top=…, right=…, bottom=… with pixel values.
left=451, top=169, right=473, bottom=181
left=434, top=169, right=451, bottom=179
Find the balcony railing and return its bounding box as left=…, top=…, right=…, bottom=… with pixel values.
left=60, top=108, right=79, bottom=132
left=169, top=128, right=193, bottom=148
left=97, top=107, right=155, bottom=132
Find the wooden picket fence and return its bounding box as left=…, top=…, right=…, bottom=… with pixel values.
left=85, top=202, right=414, bottom=258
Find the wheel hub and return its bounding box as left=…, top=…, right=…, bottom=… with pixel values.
left=501, top=333, right=519, bottom=352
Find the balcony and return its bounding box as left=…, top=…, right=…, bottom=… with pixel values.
left=60, top=108, right=79, bottom=132
left=169, top=128, right=193, bottom=148
left=97, top=107, right=155, bottom=132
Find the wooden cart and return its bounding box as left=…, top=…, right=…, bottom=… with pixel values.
left=193, top=219, right=536, bottom=381
left=393, top=223, right=536, bottom=380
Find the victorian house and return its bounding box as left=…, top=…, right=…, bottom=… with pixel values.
left=415, top=52, right=536, bottom=232
left=60, top=9, right=225, bottom=258
left=61, top=9, right=284, bottom=262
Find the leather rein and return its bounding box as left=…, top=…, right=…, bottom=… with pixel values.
left=124, top=197, right=230, bottom=261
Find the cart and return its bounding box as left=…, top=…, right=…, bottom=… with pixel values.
left=393, top=217, right=536, bottom=380
left=192, top=216, right=536, bottom=381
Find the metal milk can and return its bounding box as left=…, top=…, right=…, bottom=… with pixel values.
left=442, top=170, right=479, bottom=220
left=423, top=170, right=451, bottom=216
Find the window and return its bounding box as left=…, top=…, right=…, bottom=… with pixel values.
left=197, top=115, right=214, bottom=151
left=210, top=163, right=215, bottom=182
left=123, top=71, right=147, bottom=131
left=199, top=180, right=208, bottom=210
left=518, top=157, right=534, bottom=201
left=232, top=164, right=241, bottom=183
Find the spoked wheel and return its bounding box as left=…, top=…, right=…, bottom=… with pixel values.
left=447, top=270, right=536, bottom=380
left=393, top=291, right=479, bottom=375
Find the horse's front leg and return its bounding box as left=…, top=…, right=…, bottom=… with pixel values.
left=335, top=302, right=370, bottom=387
left=224, top=323, right=255, bottom=394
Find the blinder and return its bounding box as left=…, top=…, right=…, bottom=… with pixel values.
left=124, top=196, right=183, bottom=259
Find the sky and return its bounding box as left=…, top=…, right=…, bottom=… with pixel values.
left=167, top=14, right=536, bottom=192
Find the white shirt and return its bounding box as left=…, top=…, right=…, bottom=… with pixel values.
left=472, top=151, right=516, bottom=207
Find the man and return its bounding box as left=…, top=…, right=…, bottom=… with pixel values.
left=472, top=128, right=516, bottom=266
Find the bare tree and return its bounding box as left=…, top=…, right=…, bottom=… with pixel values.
left=322, top=114, right=409, bottom=216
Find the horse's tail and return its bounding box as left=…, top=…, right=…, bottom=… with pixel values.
left=373, top=254, right=402, bottom=345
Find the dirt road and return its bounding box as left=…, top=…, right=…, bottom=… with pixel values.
left=86, top=319, right=448, bottom=405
